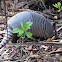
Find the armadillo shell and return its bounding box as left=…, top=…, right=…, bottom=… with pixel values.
left=7, top=11, right=54, bottom=39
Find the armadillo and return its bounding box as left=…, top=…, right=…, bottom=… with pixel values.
left=0, top=10, right=54, bottom=48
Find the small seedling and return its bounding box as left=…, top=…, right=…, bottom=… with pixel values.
left=12, top=21, right=33, bottom=40
left=12, top=21, right=33, bottom=56
left=53, top=2, right=62, bottom=11
left=53, top=2, right=62, bottom=21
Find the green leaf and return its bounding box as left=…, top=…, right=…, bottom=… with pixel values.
left=26, top=21, right=33, bottom=26
left=53, top=2, right=62, bottom=10
left=20, top=22, right=23, bottom=28
left=51, top=36, right=55, bottom=40
left=17, top=29, right=24, bottom=37
left=23, top=23, right=30, bottom=30
left=53, top=4, right=58, bottom=8
left=25, top=32, right=32, bottom=38
left=12, top=28, right=20, bottom=33
left=57, top=2, right=61, bottom=9
left=21, top=36, right=25, bottom=40
left=20, top=21, right=33, bottom=31
left=22, top=21, right=33, bottom=31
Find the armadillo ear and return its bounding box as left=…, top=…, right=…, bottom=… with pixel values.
left=11, top=33, right=20, bottom=43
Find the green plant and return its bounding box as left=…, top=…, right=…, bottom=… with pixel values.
left=53, top=2, right=62, bottom=21
left=12, top=21, right=33, bottom=56
left=12, top=21, right=33, bottom=40
left=53, top=2, right=62, bottom=11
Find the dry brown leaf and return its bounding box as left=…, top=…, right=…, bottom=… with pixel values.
left=25, top=45, right=32, bottom=51
left=56, top=48, right=62, bottom=51
left=46, top=38, right=52, bottom=42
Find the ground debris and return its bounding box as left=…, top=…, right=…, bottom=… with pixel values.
left=0, top=0, right=62, bottom=62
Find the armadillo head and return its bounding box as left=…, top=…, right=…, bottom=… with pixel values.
left=0, top=26, right=13, bottom=49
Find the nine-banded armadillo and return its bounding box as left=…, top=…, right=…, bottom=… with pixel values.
left=0, top=10, right=54, bottom=48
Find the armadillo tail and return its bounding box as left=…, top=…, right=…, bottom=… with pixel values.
left=0, top=27, right=12, bottom=48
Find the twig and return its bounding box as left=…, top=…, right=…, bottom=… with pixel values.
left=49, top=50, right=62, bottom=54
left=6, top=41, right=62, bottom=47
